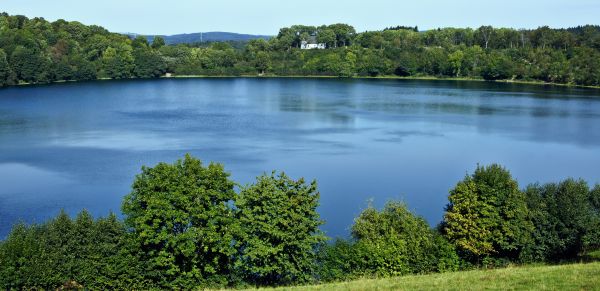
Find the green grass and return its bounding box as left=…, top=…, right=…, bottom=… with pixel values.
left=256, top=262, right=600, bottom=291
left=587, top=250, right=600, bottom=260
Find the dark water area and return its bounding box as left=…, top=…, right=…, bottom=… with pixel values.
left=1, top=78, right=600, bottom=238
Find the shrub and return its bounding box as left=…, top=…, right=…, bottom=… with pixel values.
left=235, top=172, right=326, bottom=286
left=442, top=164, right=532, bottom=263
left=121, top=154, right=237, bottom=289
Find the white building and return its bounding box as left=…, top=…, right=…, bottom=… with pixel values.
left=301, top=36, right=326, bottom=50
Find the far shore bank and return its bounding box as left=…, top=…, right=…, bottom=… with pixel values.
left=168, top=74, right=600, bottom=90
left=5, top=75, right=600, bottom=91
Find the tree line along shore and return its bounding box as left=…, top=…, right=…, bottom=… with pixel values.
left=1, top=13, right=600, bottom=88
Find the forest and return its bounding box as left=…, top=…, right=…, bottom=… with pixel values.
left=1, top=155, right=599, bottom=289
left=1, top=12, right=600, bottom=87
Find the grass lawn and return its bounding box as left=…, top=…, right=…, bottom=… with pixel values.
left=255, top=262, right=600, bottom=291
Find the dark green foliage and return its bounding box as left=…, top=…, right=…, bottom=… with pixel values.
left=0, top=210, right=140, bottom=289
left=254, top=51, right=271, bottom=74
left=351, top=202, right=459, bottom=276
left=121, top=154, right=237, bottom=289
left=10, top=46, right=50, bottom=83
left=71, top=57, right=98, bottom=80
left=358, top=50, right=393, bottom=76
left=235, top=172, right=326, bottom=286
left=2, top=12, right=600, bottom=86
left=133, top=48, right=167, bottom=78
left=570, top=47, right=600, bottom=86
left=0, top=48, right=16, bottom=86
left=51, top=59, right=74, bottom=81
left=2, top=158, right=599, bottom=288
left=315, top=202, right=459, bottom=283
left=523, top=179, right=600, bottom=262
left=442, top=164, right=532, bottom=263
left=384, top=26, right=419, bottom=32
left=586, top=185, right=600, bottom=253
left=315, top=239, right=361, bottom=282
left=151, top=36, right=166, bottom=49
left=131, top=35, right=149, bottom=49
left=101, top=45, right=134, bottom=79
left=481, top=51, right=514, bottom=80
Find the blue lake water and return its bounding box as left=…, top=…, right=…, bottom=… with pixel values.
left=1, top=78, right=600, bottom=238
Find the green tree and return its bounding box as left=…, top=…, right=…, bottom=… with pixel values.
left=151, top=36, right=166, bottom=49
left=254, top=51, right=271, bottom=74
left=101, top=44, right=134, bottom=79
left=0, top=223, right=54, bottom=289
left=481, top=51, right=514, bottom=80
left=121, top=154, right=236, bottom=289
left=328, top=24, right=356, bottom=47
left=586, top=185, right=600, bottom=253
left=476, top=26, right=495, bottom=49
left=359, top=50, right=392, bottom=76
left=0, top=48, right=16, bottom=86
left=524, top=179, right=598, bottom=261
left=275, top=27, right=295, bottom=50
left=351, top=201, right=460, bottom=276
left=317, top=28, right=336, bottom=48
left=448, top=50, right=465, bottom=77
left=570, top=47, right=600, bottom=86
left=10, top=46, right=50, bottom=83
left=461, top=45, right=485, bottom=76
left=235, top=172, right=326, bottom=286
left=443, top=164, right=532, bottom=264
left=51, top=59, right=74, bottom=81
left=131, top=35, right=149, bottom=49
left=71, top=57, right=97, bottom=80
left=0, top=210, right=135, bottom=290
left=133, top=48, right=167, bottom=78
left=339, top=51, right=357, bottom=77
left=315, top=239, right=361, bottom=282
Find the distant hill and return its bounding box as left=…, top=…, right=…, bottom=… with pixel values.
left=125, top=32, right=272, bottom=45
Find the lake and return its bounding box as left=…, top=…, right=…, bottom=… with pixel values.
left=1, top=78, right=600, bottom=238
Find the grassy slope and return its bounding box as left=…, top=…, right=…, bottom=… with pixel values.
left=260, top=262, right=600, bottom=291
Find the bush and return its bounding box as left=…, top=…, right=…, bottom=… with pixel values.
left=315, top=201, right=460, bottom=282
left=121, top=154, right=237, bottom=289
left=0, top=210, right=137, bottom=290
left=442, top=164, right=532, bottom=263
left=351, top=202, right=459, bottom=276
left=523, top=179, right=600, bottom=262
left=235, top=172, right=326, bottom=286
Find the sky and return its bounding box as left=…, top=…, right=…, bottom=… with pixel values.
left=2, top=0, right=600, bottom=35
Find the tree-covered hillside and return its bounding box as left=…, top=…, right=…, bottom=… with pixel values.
left=1, top=12, right=600, bottom=87
left=141, top=32, right=272, bottom=45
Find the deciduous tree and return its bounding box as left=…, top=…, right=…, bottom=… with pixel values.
left=235, top=172, right=325, bottom=286
left=443, top=164, right=532, bottom=263
left=121, top=154, right=237, bottom=288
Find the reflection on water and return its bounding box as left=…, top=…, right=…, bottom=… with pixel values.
left=1, top=78, right=600, bottom=238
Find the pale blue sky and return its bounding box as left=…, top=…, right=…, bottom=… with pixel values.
left=2, top=0, right=599, bottom=35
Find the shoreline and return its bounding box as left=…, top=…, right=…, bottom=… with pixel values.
left=4, top=75, right=600, bottom=91
left=170, top=75, right=600, bottom=90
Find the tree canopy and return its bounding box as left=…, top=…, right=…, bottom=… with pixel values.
left=235, top=172, right=325, bottom=286
left=442, top=164, right=532, bottom=264
left=1, top=157, right=599, bottom=289
left=1, top=13, right=600, bottom=87
left=121, top=154, right=237, bottom=288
